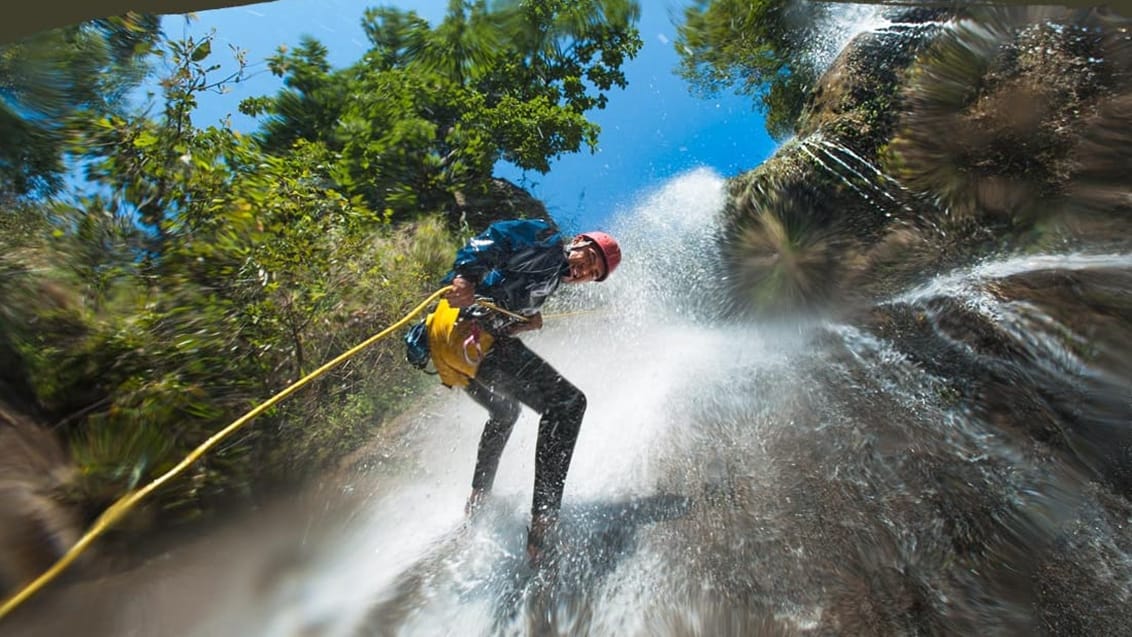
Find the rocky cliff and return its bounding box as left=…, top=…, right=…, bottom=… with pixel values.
left=718, top=5, right=1132, bottom=317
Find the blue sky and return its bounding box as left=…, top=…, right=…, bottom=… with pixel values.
left=166, top=0, right=777, bottom=232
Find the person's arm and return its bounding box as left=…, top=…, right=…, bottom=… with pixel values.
left=502, top=311, right=542, bottom=335
left=442, top=219, right=555, bottom=307
left=443, top=223, right=511, bottom=307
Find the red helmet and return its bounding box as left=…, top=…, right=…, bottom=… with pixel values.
left=579, top=231, right=621, bottom=282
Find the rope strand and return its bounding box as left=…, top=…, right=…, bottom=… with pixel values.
left=0, top=286, right=597, bottom=621
left=0, top=286, right=452, bottom=621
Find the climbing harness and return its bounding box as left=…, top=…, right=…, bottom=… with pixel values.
left=461, top=320, right=486, bottom=367
left=0, top=286, right=453, bottom=622
left=424, top=298, right=493, bottom=388
left=408, top=297, right=532, bottom=389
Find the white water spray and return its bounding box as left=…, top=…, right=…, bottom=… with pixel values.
left=802, top=1, right=891, bottom=73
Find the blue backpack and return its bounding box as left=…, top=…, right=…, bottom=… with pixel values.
left=404, top=321, right=430, bottom=370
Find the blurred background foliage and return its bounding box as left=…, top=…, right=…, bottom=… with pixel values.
left=0, top=1, right=641, bottom=526
left=675, top=0, right=830, bottom=141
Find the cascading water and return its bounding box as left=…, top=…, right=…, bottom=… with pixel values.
left=8, top=164, right=1130, bottom=636
left=801, top=1, right=891, bottom=74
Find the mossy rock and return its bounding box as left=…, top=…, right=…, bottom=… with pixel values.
left=449, top=178, right=555, bottom=234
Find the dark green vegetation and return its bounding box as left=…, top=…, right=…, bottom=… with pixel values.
left=242, top=0, right=641, bottom=219
left=0, top=14, right=162, bottom=197
left=0, top=0, right=641, bottom=569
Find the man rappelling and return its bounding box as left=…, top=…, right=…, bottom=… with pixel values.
left=406, top=218, right=621, bottom=566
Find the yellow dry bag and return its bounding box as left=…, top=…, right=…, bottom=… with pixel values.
left=426, top=299, right=495, bottom=388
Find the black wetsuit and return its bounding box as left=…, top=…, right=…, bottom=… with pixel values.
left=442, top=219, right=584, bottom=518
left=466, top=338, right=585, bottom=516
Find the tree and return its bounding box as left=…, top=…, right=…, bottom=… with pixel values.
left=81, top=28, right=250, bottom=248
left=0, top=13, right=160, bottom=197
left=241, top=36, right=347, bottom=155
left=674, top=0, right=829, bottom=140
left=1, top=21, right=462, bottom=522
left=241, top=0, right=642, bottom=219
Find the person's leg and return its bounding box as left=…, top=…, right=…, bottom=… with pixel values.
left=475, top=337, right=586, bottom=559
left=463, top=377, right=521, bottom=512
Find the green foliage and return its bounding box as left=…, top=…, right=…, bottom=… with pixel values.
left=258, top=216, right=458, bottom=479
left=79, top=29, right=252, bottom=244
left=0, top=24, right=466, bottom=523
left=675, top=0, right=828, bottom=140
left=240, top=36, right=346, bottom=155
left=493, top=0, right=642, bottom=112
left=242, top=0, right=641, bottom=218
left=0, top=13, right=160, bottom=197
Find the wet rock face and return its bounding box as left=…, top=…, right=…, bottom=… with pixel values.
left=798, top=7, right=951, bottom=148
left=635, top=258, right=1132, bottom=635
left=887, top=7, right=1132, bottom=223
left=845, top=261, right=1132, bottom=634
left=719, top=163, right=874, bottom=316
left=719, top=6, right=1132, bottom=318
left=706, top=6, right=1132, bottom=634
left=865, top=265, right=1132, bottom=492
left=717, top=8, right=950, bottom=318
left=0, top=410, right=81, bottom=597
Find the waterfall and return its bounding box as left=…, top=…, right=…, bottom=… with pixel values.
left=801, top=1, right=891, bottom=73
left=7, top=167, right=1131, bottom=637
left=7, top=4, right=1132, bottom=636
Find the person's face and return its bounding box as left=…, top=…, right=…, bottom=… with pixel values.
left=562, top=240, right=607, bottom=283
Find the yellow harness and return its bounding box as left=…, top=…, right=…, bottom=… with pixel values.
left=425, top=299, right=496, bottom=388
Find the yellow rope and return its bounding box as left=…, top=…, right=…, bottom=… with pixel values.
left=0, top=286, right=452, bottom=621
left=477, top=300, right=600, bottom=323
left=474, top=299, right=529, bottom=322
left=542, top=308, right=601, bottom=320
